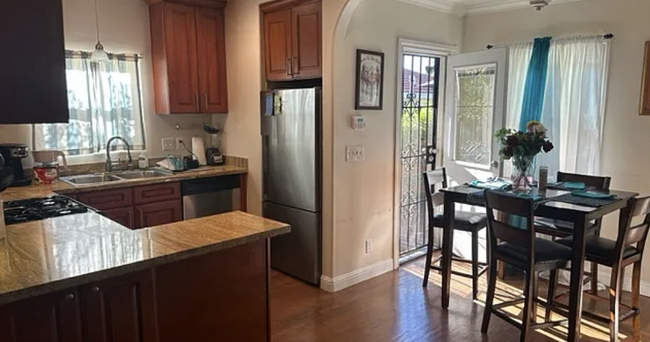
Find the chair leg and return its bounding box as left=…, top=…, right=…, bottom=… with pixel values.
left=545, top=270, right=558, bottom=322
left=609, top=265, right=622, bottom=342
left=481, top=258, right=498, bottom=334
left=472, top=230, right=480, bottom=300
left=591, top=261, right=599, bottom=295
left=531, top=273, right=539, bottom=324
left=422, top=225, right=435, bottom=288
left=632, top=262, right=642, bottom=338
left=520, top=271, right=535, bottom=342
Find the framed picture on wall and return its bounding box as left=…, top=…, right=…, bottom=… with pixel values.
left=641, top=41, right=650, bottom=115
left=355, top=49, right=385, bottom=110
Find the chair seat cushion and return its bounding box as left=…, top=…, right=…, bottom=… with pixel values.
left=556, top=235, right=640, bottom=266
left=432, top=211, right=487, bottom=231
left=496, top=238, right=572, bottom=264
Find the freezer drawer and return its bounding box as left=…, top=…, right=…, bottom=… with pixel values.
left=264, top=201, right=321, bottom=285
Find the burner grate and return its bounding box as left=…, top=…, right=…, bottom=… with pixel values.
left=4, top=196, right=90, bottom=225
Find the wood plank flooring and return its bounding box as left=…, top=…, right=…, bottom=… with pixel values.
left=270, top=258, right=650, bottom=342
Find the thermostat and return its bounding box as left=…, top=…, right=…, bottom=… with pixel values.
left=351, top=115, right=366, bottom=131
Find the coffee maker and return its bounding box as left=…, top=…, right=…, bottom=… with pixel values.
left=0, top=144, right=31, bottom=187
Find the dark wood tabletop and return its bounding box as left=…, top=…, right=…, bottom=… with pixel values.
left=438, top=185, right=639, bottom=342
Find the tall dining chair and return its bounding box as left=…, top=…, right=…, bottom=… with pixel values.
left=535, top=171, right=612, bottom=293
left=422, top=168, right=488, bottom=300
left=551, top=195, right=650, bottom=341
left=482, top=190, right=572, bottom=342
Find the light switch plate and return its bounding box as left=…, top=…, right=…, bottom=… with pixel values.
left=162, top=138, right=175, bottom=151
left=345, top=145, right=364, bottom=162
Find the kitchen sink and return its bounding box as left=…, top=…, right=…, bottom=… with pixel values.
left=61, top=174, right=122, bottom=185
left=113, top=170, right=172, bottom=179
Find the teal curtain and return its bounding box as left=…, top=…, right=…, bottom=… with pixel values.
left=512, top=37, right=551, bottom=229
left=519, top=37, right=552, bottom=131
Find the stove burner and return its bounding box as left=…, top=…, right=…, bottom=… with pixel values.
left=3, top=196, right=90, bottom=225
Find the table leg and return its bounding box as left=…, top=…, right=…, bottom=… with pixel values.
left=441, top=196, right=455, bottom=308
left=567, top=216, right=588, bottom=342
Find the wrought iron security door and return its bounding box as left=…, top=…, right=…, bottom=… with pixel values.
left=399, top=54, right=441, bottom=257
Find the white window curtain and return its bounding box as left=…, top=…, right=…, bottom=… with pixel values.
left=34, top=52, right=145, bottom=155
left=537, top=36, right=610, bottom=178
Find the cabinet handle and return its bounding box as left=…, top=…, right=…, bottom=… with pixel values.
left=65, top=293, right=75, bottom=300
left=292, top=57, right=299, bottom=75
left=286, top=57, right=292, bottom=77
left=92, top=287, right=100, bottom=293
left=204, top=94, right=209, bottom=112
left=195, top=94, right=200, bottom=112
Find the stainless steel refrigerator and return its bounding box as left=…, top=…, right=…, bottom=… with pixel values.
left=261, top=87, right=322, bottom=285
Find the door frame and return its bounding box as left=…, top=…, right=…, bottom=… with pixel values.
left=393, top=39, right=456, bottom=270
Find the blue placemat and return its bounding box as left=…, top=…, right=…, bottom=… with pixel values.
left=549, top=192, right=618, bottom=207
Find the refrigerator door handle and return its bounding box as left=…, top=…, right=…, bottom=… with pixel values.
left=262, top=133, right=270, bottom=200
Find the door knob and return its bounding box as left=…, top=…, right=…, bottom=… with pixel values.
left=490, top=160, right=499, bottom=168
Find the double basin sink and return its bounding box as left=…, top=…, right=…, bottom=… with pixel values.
left=61, top=169, right=173, bottom=185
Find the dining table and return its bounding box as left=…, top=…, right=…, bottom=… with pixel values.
left=438, top=185, right=639, bottom=342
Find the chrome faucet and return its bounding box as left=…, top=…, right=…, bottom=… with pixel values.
left=105, top=136, right=133, bottom=172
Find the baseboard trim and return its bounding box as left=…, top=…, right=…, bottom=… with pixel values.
left=320, top=259, right=394, bottom=293
left=597, top=265, right=650, bottom=297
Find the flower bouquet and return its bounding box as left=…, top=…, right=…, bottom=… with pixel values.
left=495, top=121, right=554, bottom=190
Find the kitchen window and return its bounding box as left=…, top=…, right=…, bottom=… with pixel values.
left=34, top=51, right=146, bottom=156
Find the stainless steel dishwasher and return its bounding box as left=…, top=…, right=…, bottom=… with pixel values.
left=181, top=175, right=241, bottom=219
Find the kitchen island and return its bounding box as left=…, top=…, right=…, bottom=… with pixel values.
left=0, top=208, right=289, bottom=342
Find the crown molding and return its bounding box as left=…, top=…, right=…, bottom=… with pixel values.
left=396, top=0, right=466, bottom=16
left=397, top=0, right=590, bottom=17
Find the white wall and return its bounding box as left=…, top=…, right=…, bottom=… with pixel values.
left=0, top=0, right=212, bottom=163
left=330, top=0, right=463, bottom=278
left=463, top=0, right=650, bottom=283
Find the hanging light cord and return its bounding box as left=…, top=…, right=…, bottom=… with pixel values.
left=94, top=0, right=101, bottom=42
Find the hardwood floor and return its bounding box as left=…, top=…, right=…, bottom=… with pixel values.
left=270, top=257, right=650, bottom=342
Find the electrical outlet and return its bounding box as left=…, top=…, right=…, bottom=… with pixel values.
left=345, top=145, right=364, bottom=162
left=176, top=137, right=184, bottom=150
left=365, top=239, right=372, bottom=254
left=162, top=138, right=175, bottom=151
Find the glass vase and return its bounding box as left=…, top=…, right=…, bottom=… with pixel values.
left=512, top=155, right=534, bottom=191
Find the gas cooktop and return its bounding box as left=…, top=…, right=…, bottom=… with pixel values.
left=3, top=196, right=93, bottom=225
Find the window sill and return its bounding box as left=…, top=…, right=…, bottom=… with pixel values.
left=64, top=150, right=147, bottom=166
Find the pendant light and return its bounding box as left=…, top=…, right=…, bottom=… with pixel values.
left=90, top=0, right=109, bottom=63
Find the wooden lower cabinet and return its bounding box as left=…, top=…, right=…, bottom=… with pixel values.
left=0, top=289, right=82, bottom=342
left=103, top=207, right=136, bottom=229
left=134, top=199, right=183, bottom=228
left=80, top=270, right=157, bottom=342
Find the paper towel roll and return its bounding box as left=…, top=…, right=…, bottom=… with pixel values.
left=192, top=137, right=207, bottom=166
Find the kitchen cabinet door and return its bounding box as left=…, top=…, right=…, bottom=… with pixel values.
left=103, top=207, right=136, bottom=229
left=0, top=0, right=68, bottom=124
left=263, top=9, right=293, bottom=81
left=0, top=290, right=82, bottom=342
left=134, top=199, right=183, bottom=228
left=196, top=7, right=229, bottom=113
left=80, top=270, right=157, bottom=342
left=151, top=3, right=200, bottom=114
left=291, top=2, right=322, bottom=79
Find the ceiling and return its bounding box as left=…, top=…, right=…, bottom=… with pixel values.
left=398, top=0, right=590, bottom=16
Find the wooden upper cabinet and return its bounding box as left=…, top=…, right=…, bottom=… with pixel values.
left=291, top=2, right=322, bottom=79
left=196, top=7, right=229, bottom=113
left=0, top=290, right=82, bottom=342
left=0, top=0, right=68, bottom=124
left=263, top=9, right=293, bottom=81
left=262, top=0, right=322, bottom=81
left=148, top=1, right=228, bottom=114
left=80, top=270, right=157, bottom=342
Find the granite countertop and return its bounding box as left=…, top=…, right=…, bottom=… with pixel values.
left=0, top=164, right=248, bottom=201
left=0, top=211, right=290, bottom=305
left=55, top=165, right=248, bottom=195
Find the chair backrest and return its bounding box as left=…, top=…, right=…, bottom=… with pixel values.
left=423, top=168, right=447, bottom=226
left=484, top=190, right=537, bottom=264
left=557, top=171, right=611, bottom=190
left=616, top=195, right=650, bottom=260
